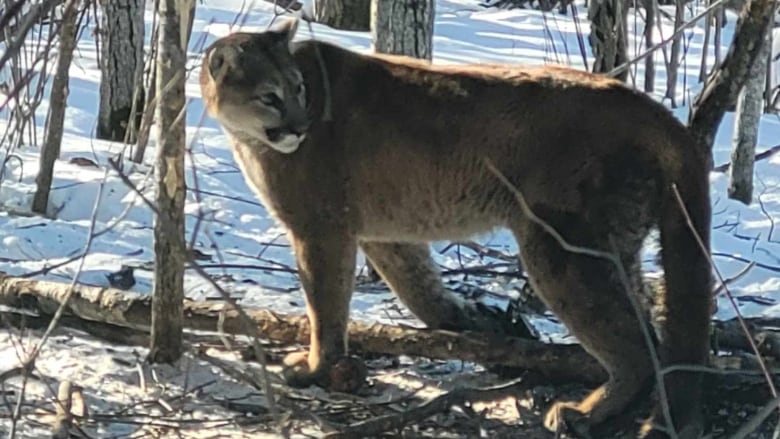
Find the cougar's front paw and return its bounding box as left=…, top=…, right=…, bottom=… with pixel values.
left=639, top=414, right=704, bottom=439
left=282, top=351, right=319, bottom=388
left=282, top=351, right=368, bottom=393
left=544, top=401, right=592, bottom=438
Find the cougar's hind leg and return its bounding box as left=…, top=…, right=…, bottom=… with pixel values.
left=360, top=241, right=508, bottom=335
left=510, top=213, right=653, bottom=433
left=283, top=231, right=359, bottom=391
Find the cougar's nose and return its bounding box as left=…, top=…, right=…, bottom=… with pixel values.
left=288, top=112, right=310, bottom=137
left=289, top=126, right=307, bottom=137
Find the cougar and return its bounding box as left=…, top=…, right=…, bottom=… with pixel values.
left=200, top=18, right=712, bottom=438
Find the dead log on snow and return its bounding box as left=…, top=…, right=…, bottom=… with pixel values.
left=2, top=274, right=779, bottom=390
left=0, top=274, right=605, bottom=384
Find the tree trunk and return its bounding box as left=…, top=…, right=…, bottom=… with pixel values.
left=370, top=0, right=434, bottom=60
left=643, top=0, right=655, bottom=93
left=131, top=14, right=158, bottom=164
left=664, top=0, right=685, bottom=106
left=728, top=32, right=770, bottom=205
left=131, top=0, right=194, bottom=164
left=148, top=0, right=191, bottom=364
left=96, top=0, right=145, bottom=143
left=32, top=0, right=79, bottom=215
left=314, top=0, right=370, bottom=31
left=699, top=0, right=712, bottom=82
left=587, top=0, right=628, bottom=82
left=688, top=0, right=775, bottom=154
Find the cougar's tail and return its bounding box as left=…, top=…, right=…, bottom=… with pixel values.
left=654, top=142, right=712, bottom=437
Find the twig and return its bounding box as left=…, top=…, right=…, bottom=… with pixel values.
left=0, top=0, right=62, bottom=73
left=713, top=261, right=756, bottom=295
left=713, top=144, right=780, bottom=172
left=712, top=252, right=780, bottom=273
left=192, top=348, right=282, bottom=394
left=191, top=263, right=297, bottom=274
left=329, top=376, right=526, bottom=438
left=607, top=0, right=728, bottom=77
left=756, top=179, right=779, bottom=243
left=728, top=395, right=780, bottom=439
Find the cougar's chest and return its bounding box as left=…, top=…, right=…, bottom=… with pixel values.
left=230, top=138, right=353, bottom=233
left=229, top=140, right=278, bottom=208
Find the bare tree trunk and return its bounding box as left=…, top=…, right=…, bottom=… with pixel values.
left=688, top=0, right=775, bottom=154
left=178, top=0, right=196, bottom=49
left=32, top=0, right=79, bottom=215
left=587, top=0, right=628, bottom=81
left=148, top=0, right=192, bottom=364
left=714, top=6, right=723, bottom=65
left=96, top=0, right=145, bottom=143
left=728, top=32, right=770, bottom=205
left=699, top=0, right=712, bottom=82
left=763, top=29, right=774, bottom=109
left=131, top=0, right=193, bottom=164
left=370, top=0, right=434, bottom=60
left=131, top=29, right=157, bottom=164
left=643, top=0, right=656, bottom=92
left=314, top=0, right=370, bottom=31
left=664, top=0, right=685, bottom=106
left=132, top=0, right=161, bottom=165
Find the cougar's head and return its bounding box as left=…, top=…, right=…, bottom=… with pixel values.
left=201, top=18, right=309, bottom=154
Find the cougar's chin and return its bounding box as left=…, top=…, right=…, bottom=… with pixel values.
left=267, top=134, right=305, bottom=154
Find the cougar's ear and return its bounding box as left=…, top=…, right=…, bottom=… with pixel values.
left=207, top=43, right=243, bottom=83
left=268, top=17, right=299, bottom=49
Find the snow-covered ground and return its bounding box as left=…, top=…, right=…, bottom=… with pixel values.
left=1, top=0, right=779, bottom=330
left=2, top=0, right=780, bottom=436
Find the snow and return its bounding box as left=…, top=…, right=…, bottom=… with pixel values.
left=1, top=0, right=780, bottom=436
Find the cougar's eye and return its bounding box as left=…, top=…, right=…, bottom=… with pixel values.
left=257, top=93, right=283, bottom=109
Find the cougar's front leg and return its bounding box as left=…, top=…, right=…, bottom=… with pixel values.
left=283, top=231, right=358, bottom=390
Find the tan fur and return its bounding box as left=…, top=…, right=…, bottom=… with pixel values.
left=200, top=19, right=712, bottom=438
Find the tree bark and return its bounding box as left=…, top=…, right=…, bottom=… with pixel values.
left=148, top=0, right=191, bottom=364
left=699, top=0, right=713, bottom=82
left=371, top=0, right=435, bottom=60
left=131, top=1, right=158, bottom=164
left=96, top=0, right=145, bottom=143
left=688, top=0, right=775, bottom=154
left=643, top=0, right=656, bottom=93
left=32, top=0, right=79, bottom=215
left=587, top=0, right=628, bottom=82
left=664, top=0, right=685, bottom=106
left=314, top=0, right=370, bottom=31
left=728, top=32, right=770, bottom=205
left=131, top=68, right=156, bottom=163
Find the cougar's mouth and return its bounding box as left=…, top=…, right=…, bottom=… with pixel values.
left=264, top=127, right=305, bottom=154
left=265, top=128, right=285, bottom=142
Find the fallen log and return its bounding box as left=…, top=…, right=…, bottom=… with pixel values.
left=0, top=274, right=605, bottom=384
left=2, top=274, right=779, bottom=390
